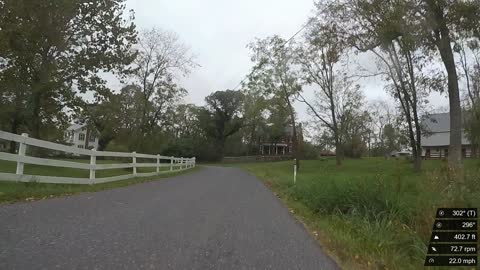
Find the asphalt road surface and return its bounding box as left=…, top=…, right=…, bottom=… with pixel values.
left=0, top=166, right=339, bottom=270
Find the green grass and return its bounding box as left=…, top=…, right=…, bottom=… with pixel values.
left=0, top=159, right=200, bottom=204
left=231, top=158, right=480, bottom=270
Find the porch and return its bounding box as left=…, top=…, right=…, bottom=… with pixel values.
left=259, top=143, right=290, bottom=155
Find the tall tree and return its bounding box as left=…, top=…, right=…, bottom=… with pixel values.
left=80, top=90, right=124, bottom=151
left=419, top=0, right=480, bottom=168
left=133, top=27, right=197, bottom=143
left=457, top=38, right=480, bottom=157
left=0, top=0, right=137, bottom=139
left=241, top=90, right=268, bottom=155
left=296, top=21, right=349, bottom=165
left=320, top=0, right=432, bottom=171
left=247, top=36, right=303, bottom=169
left=368, top=100, right=402, bottom=157
left=320, top=0, right=480, bottom=170
left=199, top=90, right=245, bottom=160
left=342, top=109, right=372, bottom=158
left=266, top=97, right=291, bottom=151
left=170, top=104, right=204, bottom=139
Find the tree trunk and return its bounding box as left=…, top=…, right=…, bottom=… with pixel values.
left=413, top=153, right=422, bottom=171
left=413, top=114, right=423, bottom=172
left=403, top=43, right=423, bottom=172
left=217, top=137, right=226, bottom=161
left=335, top=141, right=343, bottom=166
left=387, top=42, right=421, bottom=172
left=285, top=96, right=300, bottom=171
left=29, top=90, right=42, bottom=139
left=248, top=125, right=257, bottom=156
left=331, top=101, right=342, bottom=166
left=85, top=128, right=90, bottom=149
left=9, top=119, right=19, bottom=154
left=426, top=0, right=463, bottom=169
left=290, top=115, right=300, bottom=170
left=97, top=136, right=113, bottom=151
left=439, top=40, right=463, bottom=168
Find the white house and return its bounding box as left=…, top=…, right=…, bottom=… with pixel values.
left=421, top=113, right=472, bottom=159
left=65, top=124, right=99, bottom=150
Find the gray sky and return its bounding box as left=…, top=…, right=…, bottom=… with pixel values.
left=124, top=0, right=449, bottom=120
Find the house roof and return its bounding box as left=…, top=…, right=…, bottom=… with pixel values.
left=66, top=123, right=85, bottom=131
left=421, top=131, right=470, bottom=147
left=421, top=113, right=470, bottom=146
left=422, top=113, right=450, bottom=132
left=422, top=112, right=469, bottom=132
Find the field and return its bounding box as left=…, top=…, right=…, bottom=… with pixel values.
left=0, top=159, right=198, bottom=204
left=233, top=158, right=480, bottom=270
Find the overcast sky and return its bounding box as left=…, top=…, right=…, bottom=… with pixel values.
left=123, top=0, right=449, bottom=121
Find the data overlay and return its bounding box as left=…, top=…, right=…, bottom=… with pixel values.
left=424, top=208, right=478, bottom=267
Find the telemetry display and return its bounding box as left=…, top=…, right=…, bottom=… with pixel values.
left=424, top=208, right=478, bottom=267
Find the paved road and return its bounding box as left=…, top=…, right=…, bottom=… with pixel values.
left=0, top=166, right=339, bottom=270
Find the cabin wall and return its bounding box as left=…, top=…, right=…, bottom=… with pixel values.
left=422, top=146, right=472, bottom=159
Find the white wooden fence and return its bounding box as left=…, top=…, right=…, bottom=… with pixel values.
left=0, top=130, right=195, bottom=185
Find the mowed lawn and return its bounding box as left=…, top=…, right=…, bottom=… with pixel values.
left=0, top=159, right=195, bottom=204
left=234, top=158, right=480, bottom=270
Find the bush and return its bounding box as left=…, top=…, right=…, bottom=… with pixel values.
left=302, top=141, right=319, bottom=160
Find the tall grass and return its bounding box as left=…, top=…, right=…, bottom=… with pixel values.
left=239, top=158, right=480, bottom=269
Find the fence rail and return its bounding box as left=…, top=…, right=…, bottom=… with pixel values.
left=222, top=155, right=293, bottom=163
left=0, top=130, right=195, bottom=185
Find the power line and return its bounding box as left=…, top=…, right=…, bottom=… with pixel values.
left=232, top=19, right=314, bottom=91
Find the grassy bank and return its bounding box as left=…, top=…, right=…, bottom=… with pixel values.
left=0, top=160, right=200, bottom=204
left=234, top=158, right=480, bottom=270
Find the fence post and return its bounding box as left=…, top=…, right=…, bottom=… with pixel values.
left=193, top=157, right=196, bottom=168
left=293, top=158, right=297, bottom=185
left=132, top=152, right=137, bottom=176
left=90, top=149, right=96, bottom=184
left=16, top=133, right=29, bottom=176
left=170, top=157, right=174, bottom=171
left=181, top=157, right=184, bottom=169
left=156, top=154, right=160, bottom=174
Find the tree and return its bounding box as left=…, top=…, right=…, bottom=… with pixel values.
left=161, top=104, right=207, bottom=159
left=264, top=97, right=291, bottom=152
left=456, top=38, right=480, bottom=157
left=198, top=90, right=245, bottom=160
left=464, top=102, right=480, bottom=158
left=320, top=0, right=480, bottom=170
left=170, top=104, right=204, bottom=139
left=0, top=64, right=27, bottom=152
left=247, top=36, right=303, bottom=169
left=296, top=20, right=349, bottom=165
left=368, top=100, right=399, bottom=157
left=132, top=27, right=197, bottom=145
left=80, top=90, right=125, bottom=151
left=240, top=91, right=268, bottom=155
left=320, top=0, right=432, bottom=171
left=336, top=91, right=371, bottom=158
left=420, top=0, right=480, bottom=168
left=0, top=0, right=137, bottom=139
left=383, top=124, right=401, bottom=154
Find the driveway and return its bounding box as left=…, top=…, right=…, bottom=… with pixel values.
left=0, top=166, right=339, bottom=270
